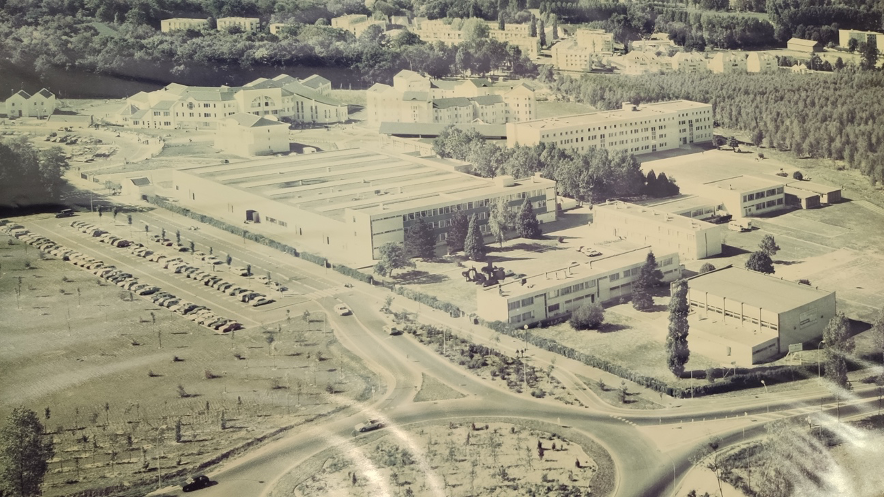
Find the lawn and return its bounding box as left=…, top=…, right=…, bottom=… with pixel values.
left=0, top=221, right=378, bottom=497
left=536, top=99, right=597, bottom=119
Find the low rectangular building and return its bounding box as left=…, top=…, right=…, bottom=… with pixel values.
left=683, top=266, right=837, bottom=363
left=160, top=18, right=207, bottom=32
left=786, top=180, right=841, bottom=204
left=507, top=100, right=713, bottom=157
left=786, top=38, right=822, bottom=53
left=697, top=175, right=786, bottom=219
left=784, top=186, right=820, bottom=209
left=171, top=148, right=556, bottom=261
left=217, top=17, right=260, bottom=32
left=476, top=247, right=681, bottom=326
left=593, top=201, right=722, bottom=260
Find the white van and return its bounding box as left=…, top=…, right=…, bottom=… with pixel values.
left=728, top=219, right=753, bottom=232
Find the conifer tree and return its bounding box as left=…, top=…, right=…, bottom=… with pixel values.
left=530, top=15, right=537, bottom=37
left=0, top=407, right=54, bottom=497
left=405, top=217, right=436, bottom=260
left=822, top=312, right=854, bottom=388
left=632, top=252, right=663, bottom=311
left=447, top=209, right=470, bottom=254
left=516, top=197, right=542, bottom=239
left=666, top=279, right=690, bottom=377
left=464, top=214, right=485, bottom=261
left=746, top=251, right=775, bottom=274
left=539, top=20, right=546, bottom=46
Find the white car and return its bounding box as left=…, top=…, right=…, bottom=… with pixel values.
left=354, top=419, right=384, bottom=433
left=334, top=304, right=351, bottom=316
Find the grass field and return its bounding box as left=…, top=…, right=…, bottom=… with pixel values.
left=0, top=223, right=378, bottom=496
left=413, top=373, right=466, bottom=403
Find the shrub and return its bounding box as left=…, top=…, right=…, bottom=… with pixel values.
left=792, top=171, right=804, bottom=180
left=333, top=264, right=374, bottom=284
left=699, top=263, right=716, bottom=274
left=569, top=302, right=605, bottom=330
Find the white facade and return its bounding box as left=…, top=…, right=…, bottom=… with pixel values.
left=593, top=201, right=722, bottom=260
left=708, top=52, right=747, bottom=73
left=366, top=70, right=535, bottom=126
left=618, top=52, right=671, bottom=75
left=217, top=17, right=260, bottom=32
left=214, top=114, right=289, bottom=156
left=4, top=89, right=56, bottom=119
left=331, top=14, right=387, bottom=37
left=671, top=52, right=709, bottom=73
left=551, top=30, right=615, bottom=72
left=696, top=175, right=786, bottom=219
left=113, top=74, right=347, bottom=130
left=630, top=39, right=679, bottom=53
left=839, top=29, right=884, bottom=52
left=160, top=18, right=207, bottom=32
left=506, top=100, right=714, bottom=155
left=413, top=18, right=539, bottom=57
left=476, top=247, right=682, bottom=326
left=746, top=52, right=778, bottom=73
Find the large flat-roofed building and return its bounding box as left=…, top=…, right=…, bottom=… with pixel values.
left=593, top=201, right=722, bottom=260
left=683, top=266, right=837, bottom=364
left=839, top=29, right=884, bottom=52
left=696, top=175, right=786, bottom=219
left=506, top=100, right=713, bottom=155
left=161, top=18, right=208, bottom=32
left=170, top=148, right=556, bottom=261
left=634, top=195, right=726, bottom=222
left=477, top=247, right=681, bottom=326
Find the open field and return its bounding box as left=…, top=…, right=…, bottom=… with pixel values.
left=0, top=225, right=377, bottom=496
left=274, top=421, right=614, bottom=497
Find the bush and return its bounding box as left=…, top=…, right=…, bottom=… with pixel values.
left=333, top=264, right=374, bottom=284
left=393, top=286, right=461, bottom=316
left=569, top=302, right=605, bottom=330
left=699, top=263, right=716, bottom=274
left=299, top=251, right=326, bottom=267
left=793, top=171, right=804, bottom=180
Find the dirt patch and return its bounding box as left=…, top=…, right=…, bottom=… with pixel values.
left=413, top=373, right=466, bottom=403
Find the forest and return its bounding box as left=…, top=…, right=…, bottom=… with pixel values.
left=432, top=127, right=680, bottom=202
left=0, top=138, right=70, bottom=209
left=547, top=69, right=885, bottom=184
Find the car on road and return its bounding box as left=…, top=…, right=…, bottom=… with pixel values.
left=181, top=475, right=212, bottom=492
left=334, top=304, right=351, bottom=316
left=256, top=275, right=271, bottom=283
left=55, top=209, right=74, bottom=218
left=354, top=419, right=384, bottom=433
left=230, top=267, right=249, bottom=276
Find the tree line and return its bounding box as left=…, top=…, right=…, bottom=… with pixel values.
left=547, top=69, right=885, bottom=184
left=655, top=8, right=777, bottom=49
left=766, top=0, right=883, bottom=44
left=0, top=138, right=70, bottom=210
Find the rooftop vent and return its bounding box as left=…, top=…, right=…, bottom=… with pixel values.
left=494, top=175, right=515, bottom=188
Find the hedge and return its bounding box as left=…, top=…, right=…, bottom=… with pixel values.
left=334, top=264, right=374, bottom=284
left=393, top=285, right=462, bottom=316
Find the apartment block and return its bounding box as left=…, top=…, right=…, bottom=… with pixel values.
left=217, top=17, right=260, bottom=32
left=671, top=52, right=709, bottom=73
left=331, top=14, right=388, bottom=37
left=506, top=100, right=713, bottom=155
left=593, top=201, right=722, bottom=260
left=476, top=247, right=682, bottom=327
left=551, top=29, right=614, bottom=71
left=696, top=175, right=786, bottom=219
left=413, top=18, right=540, bottom=57
left=838, top=29, right=884, bottom=52
left=213, top=113, right=290, bottom=156
left=160, top=18, right=208, bottom=32
left=746, top=52, right=778, bottom=73
left=708, top=52, right=747, bottom=73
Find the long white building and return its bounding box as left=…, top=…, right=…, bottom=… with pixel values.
left=593, top=201, right=722, bottom=260
left=366, top=70, right=535, bottom=126
left=413, top=18, right=540, bottom=57
left=695, top=175, right=786, bottom=219
left=113, top=74, right=347, bottom=130
left=4, top=88, right=56, bottom=119
left=506, top=100, right=713, bottom=155
left=476, top=246, right=681, bottom=326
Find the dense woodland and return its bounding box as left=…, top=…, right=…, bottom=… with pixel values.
left=432, top=127, right=679, bottom=202
left=0, top=138, right=69, bottom=209
left=548, top=69, right=885, bottom=183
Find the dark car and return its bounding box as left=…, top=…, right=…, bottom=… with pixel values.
left=182, top=474, right=212, bottom=492
left=55, top=209, right=74, bottom=218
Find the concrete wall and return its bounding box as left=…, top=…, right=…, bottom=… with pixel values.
left=778, top=292, right=837, bottom=354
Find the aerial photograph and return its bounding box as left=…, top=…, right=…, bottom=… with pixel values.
left=0, top=0, right=882, bottom=496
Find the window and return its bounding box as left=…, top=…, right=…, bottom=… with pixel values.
left=609, top=273, right=620, bottom=282
left=521, top=297, right=534, bottom=307
left=521, top=311, right=533, bottom=321
left=508, top=302, right=520, bottom=311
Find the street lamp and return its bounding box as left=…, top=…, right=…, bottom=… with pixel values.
left=523, top=324, right=529, bottom=350
left=156, top=425, right=167, bottom=489
left=761, top=380, right=769, bottom=413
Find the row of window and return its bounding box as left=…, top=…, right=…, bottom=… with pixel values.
left=743, top=188, right=784, bottom=203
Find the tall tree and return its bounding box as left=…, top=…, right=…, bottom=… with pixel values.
left=822, top=312, right=854, bottom=388
left=551, top=15, right=558, bottom=41
left=538, top=19, right=546, bottom=46
left=447, top=209, right=470, bottom=254
left=632, top=251, right=663, bottom=311
left=0, top=407, right=54, bottom=497
left=666, top=279, right=690, bottom=377
left=529, top=15, right=537, bottom=37
left=487, top=197, right=512, bottom=248
left=463, top=214, right=485, bottom=261
left=745, top=251, right=775, bottom=274
left=516, top=197, right=542, bottom=239
left=758, top=234, right=780, bottom=257
left=373, top=242, right=414, bottom=277
left=405, top=217, right=436, bottom=260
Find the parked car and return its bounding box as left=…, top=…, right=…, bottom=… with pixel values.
left=55, top=209, right=74, bottom=218
left=251, top=297, right=274, bottom=307
left=383, top=325, right=401, bottom=336
left=354, top=419, right=384, bottom=433
left=583, top=249, right=602, bottom=257
left=728, top=220, right=753, bottom=232
left=230, top=267, right=250, bottom=276
left=334, top=304, right=351, bottom=316
left=181, top=475, right=212, bottom=492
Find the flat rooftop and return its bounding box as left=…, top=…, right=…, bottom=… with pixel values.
left=595, top=201, right=717, bottom=230
left=686, top=266, right=834, bottom=314
left=690, top=314, right=778, bottom=347
left=513, top=100, right=710, bottom=130
left=786, top=180, right=840, bottom=194
left=633, top=195, right=723, bottom=214
left=702, top=175, right=785, bottom=193
left=178, top=149, right=552, bottom=222
left=484, top=245, right=667, bottom=298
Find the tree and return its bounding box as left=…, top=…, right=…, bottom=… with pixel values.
left=666, top=279, right=690, bottom=377
left=447, top=209, right=470, bottom=254
left=175, top=230, right=181, bottom=244
left=498, top=12, right=505, bottom=31
left=551, top=15, right=558, bottom=41
left=752, top=129, right=764, bottom=147
left=464, top=214, right=485, bottom=262
left=405, top=217, right=436, bottom=261
left=373, top=242, right=414, bottom=278
left=834, top=57, right=845, bottom=71
left=822, top=312, right=854, bottom=388
left=712, top=136, right=725, bottom=149
left=0, top=407, right=54, bottom=497
left=538, top=20, right=546, bottom=47
left=632, top=252, right=663, bottom=311
left=728, top=136, right=739, bottom=151
left=516, top=198, right=542, bottom=239
left=859, top=41, right=878, bottom=70
left=746, top=251, right=775, bottom=274
left=569, top=302, right=605, bottom=330
left=847, top=37, right=858, bottom=52
left=758, top=234, right=780, bottom=257
left=698, top=263, right=715, bottom=274
left=792, top=171, right=803, bottom=180
left=487, top=197, right=512, bottom=248
left=690, top=438, right=727, bottom=497
left=529, top=15, right=537, bottom=37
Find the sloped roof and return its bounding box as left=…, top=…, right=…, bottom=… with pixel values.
left=117, top=104, right=141, bottom=116
left=433, top=97, right=472, bottom=109
left=472, top=94, right=503, bottom=105
left=379, top=122, right=506, bottom=138
left=367, top=83, right=396, bottom=93
left=36, top=88, right=54, bottom=98
left=300, top=74, right=330, bottom=89
left=10, top=90, right=31, bottom=99
left=467, top=78, right=493, bottom=88
left=225, top=113, right=288, bottom=128
left=401, top=91, right=430, bottom=101
left=430, top=80, right=460, bottom=91
left=130, top=177, right=152, bottom=186
left=395, top=69, right=426, bottom=81
left=152, top=100, right=177, bottom=110
left=184, top=90, right=236, bottom=101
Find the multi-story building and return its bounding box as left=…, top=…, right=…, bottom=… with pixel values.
left=630, top=38, right=679, bottom=53
left=708, top=52, right=747, bottom=73
left=670, top=52, right=709, bottom=73
left=593, top=201, right=722, bottom=260
left=413, top=18, right=540, bottom=57
left=696, top=175, right=786, bottom=219
left=476, top=247, right=682, bottom=326
left=506, top=100, right=714, bottom=155
left=366, top=70, right=535, bottom=126
left=838, top=29, right=884, bottom=52
left=112, top=74, right=347, bottom=129
left=551, top=29, right=615, bottom=72
left=160, top=18, right=208, bottom=32
left=617, top=52, right=671, bottom=75
left=4, top=88, right=55, bottom=119
left=170, top=148, right=556, bottom=261
left=330, top=14, right=388, bottom=37
left=746, top=52, right=778, bottom=73
left=213, top=113, right=290, bottom=156
left=683, top=266, right=836, bottom=365
left=217, top=17, right=260, bottom=32
left=300, top=74, right=332, bottom=95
